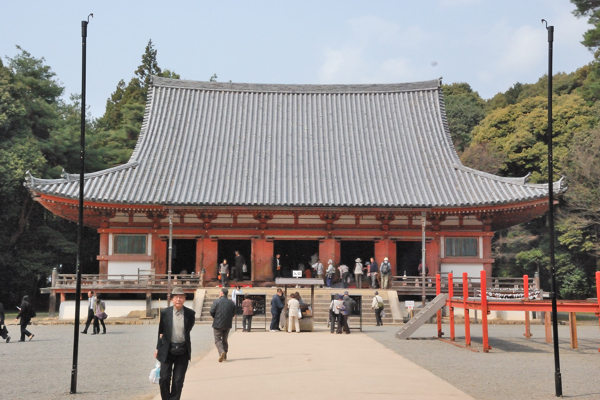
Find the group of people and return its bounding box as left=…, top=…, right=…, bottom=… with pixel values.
left=310, top=256, right=393, bottom=289
left=81, top=290, right=108, bottom=335
left=268, top=288, right=308, bottom=333
left=218, top=250, right=247, bottom=287
left=328, top=291, right=355, bottom=334
left=0, top=295, right=37, bottom=343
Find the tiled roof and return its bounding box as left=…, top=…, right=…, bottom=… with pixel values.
left=25, top=76, right=561, bottom=208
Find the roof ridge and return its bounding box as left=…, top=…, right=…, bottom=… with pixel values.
left=150, top=76, right=441, bottom=94
left=25, top=162, right=139, bottom=186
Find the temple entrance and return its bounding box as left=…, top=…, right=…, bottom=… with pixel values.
left=273, top=240, right=319, bottom=278
left=340, top=240, right=375, bottom=269
left=396, top=241, right=422, bottom=276
left=170, top=239, right=197, bottom=274
left=217, top=240, right=252, bottom=279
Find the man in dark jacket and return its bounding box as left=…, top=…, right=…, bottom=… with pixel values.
left=272, top=253, right=282, bottom=279
left=154, top=287, right=196, bottom=400
left=210, top=288, right=236, bottom=362
left=234, top=250, right=245, bottom=281
left=269, top=288, right=284, bottom=331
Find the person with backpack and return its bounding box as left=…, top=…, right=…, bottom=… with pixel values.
left=371, top=291, right=385, bottom=326
left=325, top=260, right=335, bottom=288
left=338, top=291, right=355, bottom=334
left=15, top=295, right=35, bottom=341
left=380, top=257, right=392, bottom=289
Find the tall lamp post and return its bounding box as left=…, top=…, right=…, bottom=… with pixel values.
left=542, top=18, right=562, bottom=397
left=421, top=212, right=427, bottom=306
left=71, top=13, right=93, bottom=394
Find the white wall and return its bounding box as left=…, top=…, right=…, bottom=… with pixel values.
left=440, top=263, right=484, bottom=278
left=59, top=299, right=165, bottom=320
left=107, top=261, right=152, bottom=276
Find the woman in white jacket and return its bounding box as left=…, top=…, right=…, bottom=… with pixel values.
left=287, top=293, right=301, bottom=333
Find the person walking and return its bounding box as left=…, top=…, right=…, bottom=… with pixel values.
left=372, top=291, right=384, bottom=326
left=81, top=290, right=95, bottom=334
left=354, top=258, right=363, bottom=289
left=339, top=263, right=349, bottom=288
left=232, top=285, right=243, bottom=308
left=369, top=258, right=379, bottom=289
left=234, top=251, right=245, bottom=281
left=15, top=295, right=35, bottom=341
left=340, top=291, right=355, bottom=334
left=325, top=260, right=335, bottom=288
left=154, top=287, right=196, bottom=400
left=287, top=293, right=301, bottom=333
left=269, top=288, right=284, bottom=331
left=241, top=294, right=254, bottom=332
left=219, top=259, right=229, bottom=287
left=0, top=302, right=10, bottom=343
left=210, top=288, right=236, bottom=362
left=380, top=257, right=392, bottom=289
left=330, top=294, right=342, bottom=334
left=93, top=294, right=107, bottom=335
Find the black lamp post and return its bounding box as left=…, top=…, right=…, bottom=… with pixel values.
left=71, top=13, right=92, bottom=394
left=542, top=18, right=562, bottom=398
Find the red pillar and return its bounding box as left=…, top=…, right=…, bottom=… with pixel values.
left=436, top=274, right=443, bottom=338
left=251, top=238, right=273, bottom=281
left=98, top=232, right=109, bottom=275
left=427, top=235, right=441, bottom=276
left=319, top=239, right=340, bottom=266
left=449, top=273, right=455, bottom=341
left=481, top=269, right=490, bottom=353
left=463, top=272, right=471, bottom=347
left=154, top=237, right=167, bottom=274
left=198, top=238, right=218, bottom=281
left=524, top=275, right=531, bottom=339
left=482, top=235, right=493, bottom=277
left=375, top=239, right=396, bottom=274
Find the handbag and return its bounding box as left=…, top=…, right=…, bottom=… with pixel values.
left=100, top=312, right=108, bottom=320
left=242, top=264, right=247, bottom=273
left=149, top=360, right=161, bottom=384
left=381, top=310, right=386, bottom=318
left=297, top=309, right=302, bottom=319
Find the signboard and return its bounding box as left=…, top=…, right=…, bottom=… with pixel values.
left=292, top=270, right=302, bottom=278
left=405, top=300, right=415, bottom=310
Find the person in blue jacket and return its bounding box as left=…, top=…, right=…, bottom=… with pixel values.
left=269, top=288, right=284, bottom=331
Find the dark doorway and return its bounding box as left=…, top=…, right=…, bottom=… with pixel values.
left=217, top=240, right=252, bottom=279
left=273, top=240, right=319, bottom=278
left=170, top=239, right=196, bottom=274
left=340, top=241, right=375, bottom=269
left=396, top=241, right=422, bottom=276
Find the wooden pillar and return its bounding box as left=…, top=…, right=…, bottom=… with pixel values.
left=569, top=313, right=578, bottom=349
left=198, top=238, right=218, bottom=281
left=49, top=268, right=58, bottom=317
left=146, top=292, right=152, bottom=318
left=154, top=236, right=167, bottom=274
left=545, top=311, right=552, bottom=343
left=480, top=269, right=490, bottom=353
left=374, top=239, right=395, bottom=273
left=482, top=235, right=493, bottom=277
left=427, top=235, right=441, bottom=276
left=523, top=275, right=531, bottom=339
left=251, top=238, right=273, bottom=281
left=319, top=239, right=339, bottom=266
left=98, top=232, right=109, bottom=275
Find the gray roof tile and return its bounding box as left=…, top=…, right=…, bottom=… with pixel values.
left=26, top=77, right=561, bottom=208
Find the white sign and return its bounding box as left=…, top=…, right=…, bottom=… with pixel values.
left=405, top=300, right=415, bottom=310
left=292, top=270, right=302, bottom=278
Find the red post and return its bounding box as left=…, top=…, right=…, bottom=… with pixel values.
left=449, top=273, right=455, bottom=342
left=596, top=272, right=600, bottom=352
left=480, top=269, right=490, bottom=352
left=463, top=272, right=471, bottom=347
left=523, top=274, right=531, bottom=339
left=437, top=273, right=443, bottom=338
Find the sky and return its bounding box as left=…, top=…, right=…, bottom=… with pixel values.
left=0, top=0, right=594, bottom=118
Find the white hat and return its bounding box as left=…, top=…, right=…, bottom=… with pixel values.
left=328, top=259, right=333, bottom=264
left=355, top=258, right=362, bottom=262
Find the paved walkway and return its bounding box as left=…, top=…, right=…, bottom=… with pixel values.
left=154, top=327, right=475, bottom=400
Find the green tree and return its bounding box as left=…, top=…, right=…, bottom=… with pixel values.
left=442, top=83, right=487, bottom=152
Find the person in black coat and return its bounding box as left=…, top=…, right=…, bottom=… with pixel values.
left=210, top=288, right=236, bottom=362
left=269, top=288, right=284, bottom=331
left=234, top=250, right=245, bottom=281
left=0, top=302, right=10, bottom=343
left=154, top=287, right=196, bottom=400
left=15, top=295, right=35, bottom=342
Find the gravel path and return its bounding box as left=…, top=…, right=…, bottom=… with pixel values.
left=0, top=323, right=219, bottom=400
left=363, top=323, right=600, bottom=400
left=1, top=322, right=598, bottom=399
